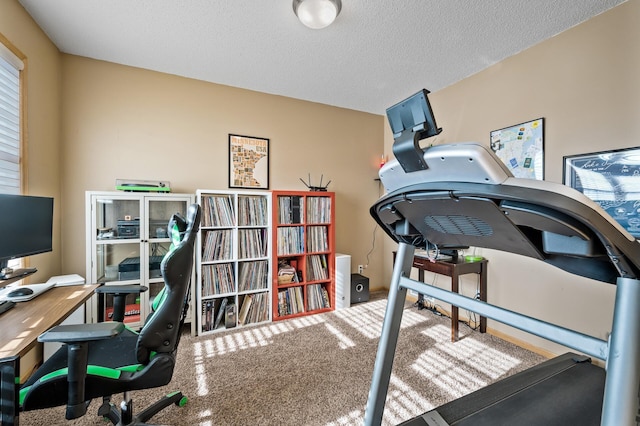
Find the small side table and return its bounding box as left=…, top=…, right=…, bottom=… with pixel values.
left=395, top=252, right=488, bottom=341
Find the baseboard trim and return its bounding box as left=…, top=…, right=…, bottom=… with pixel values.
left=486, top=327, right=556, bottom=359
left=400, top=291, right=582, bottom=361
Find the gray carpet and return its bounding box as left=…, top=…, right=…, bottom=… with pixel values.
left=20, top=293, right=546, bottom=425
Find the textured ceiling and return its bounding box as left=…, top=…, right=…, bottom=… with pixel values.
left=18, top=0, right=626, bottom=114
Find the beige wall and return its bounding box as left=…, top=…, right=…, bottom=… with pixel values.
left=383, top=0, right=639, bottom=356
left=59, top=56, right=386, bottom=287
left=0, top=0, right=62, bottom=281
left=4, top=0, right=638, bottom=356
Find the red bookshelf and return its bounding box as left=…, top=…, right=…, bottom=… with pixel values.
left=272, top=190, right=335, bottom=320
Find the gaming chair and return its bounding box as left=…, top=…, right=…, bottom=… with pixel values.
left=18, top=203, right=201, bottom=425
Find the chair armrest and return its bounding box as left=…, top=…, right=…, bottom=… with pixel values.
left=96, top=285, right=148, bottom=295
left=95, top=285, right=148, bottom=322
left=38, top=322, right=125, bottom=344
left=36, top=321, right=125, bottom=420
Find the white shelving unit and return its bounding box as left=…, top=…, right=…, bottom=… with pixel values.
left=195, top=189, right=272, bottom=335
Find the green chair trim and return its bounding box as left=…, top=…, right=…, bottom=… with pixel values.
left=19, top=365, right=123, bottom=406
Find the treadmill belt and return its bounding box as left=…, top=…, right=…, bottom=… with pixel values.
left=400, top=353, right=605, bottom=426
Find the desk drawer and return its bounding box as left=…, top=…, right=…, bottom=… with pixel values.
left=412, top=258, right=453, bottom=275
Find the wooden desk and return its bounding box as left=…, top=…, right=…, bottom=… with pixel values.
left=406, top=254, right=487, bottom=341
left=0, top=284, right=98, bottom=359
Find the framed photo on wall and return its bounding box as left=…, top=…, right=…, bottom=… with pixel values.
left=563, top=146, right=640, bottom=238
left=228, top=134, right=270, bottom=189
left=490, top=118, right=544, bottom=180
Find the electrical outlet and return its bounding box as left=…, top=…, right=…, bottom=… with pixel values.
left=358, top=265, right=364, bottom=274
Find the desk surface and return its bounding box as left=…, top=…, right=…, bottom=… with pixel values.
left=0, top=284, right=98, bottom=358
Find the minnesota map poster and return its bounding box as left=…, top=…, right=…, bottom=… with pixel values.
left=229, top=134, right=270, bottom=189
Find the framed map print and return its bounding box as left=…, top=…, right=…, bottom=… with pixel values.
left=564, top=146, right=640, bottom=238
left=490, top=118, right=544, bottom=180
left=229, top=134, right=270, bottom=189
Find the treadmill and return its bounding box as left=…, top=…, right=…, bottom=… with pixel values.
left=364, top=91, right=640, bottom=426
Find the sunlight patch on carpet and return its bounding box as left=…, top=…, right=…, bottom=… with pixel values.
left=412, top=347, right=486, bottom=399
left=409, top=324, right=524, bottom=399
left=197, top=409, right=213, bottom=426
left=193, top=342, right=209, bottom=397
left=290, top=313, right=326, bottom=328
left=421, top=324, right=522, bottom=379
left=327, top=408, right=363, bottom=425
left=194, top=314, right=329, bottom=357
left=324, top=322, right=356, bottom=349
left=326, top=375, right=432, bottom=426
left=333, top=299, right=428, bottom=339
left=437, top=336, right=522, bottom=380
left=384, top=375, right=434, bottom=424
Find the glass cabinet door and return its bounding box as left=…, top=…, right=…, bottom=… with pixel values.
left=94, top=197, right=143, bottom=284
left=96, top=242, right=141, bottom=283
left=92, top=196, right=144, bottom=325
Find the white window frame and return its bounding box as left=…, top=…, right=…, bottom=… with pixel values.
left=0, top=38, right=24, bottom=195
left=0, top=37, right=26, bottom=271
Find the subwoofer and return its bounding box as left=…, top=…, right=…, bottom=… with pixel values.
left=350, top=273, right=369, bottom=304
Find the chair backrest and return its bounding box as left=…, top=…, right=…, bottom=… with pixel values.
left=135, top=203, right=201, bottom=363
left=0, top=356, right=19, bottom=425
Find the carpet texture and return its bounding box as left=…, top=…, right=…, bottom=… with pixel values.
left=20, top=293, right=546, bottom=425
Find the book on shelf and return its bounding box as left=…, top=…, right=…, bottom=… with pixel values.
left=201, top=263, right=235, bottom=296
left=238, top=228, right=268, bottom=258
left=277, top=226, right=304, bottom=255
left=202, top=300, right=212, bottom=331
left=292, top=196, right=302, bottom=223
left=277, top=286, right=305, bottom=316
left=203, top=299, right=232, bottom=332
left=238, top=260, right=269, bottom=292
left=202, top=195, right=234, bottom=227
left=225, top=303, right=237, bottom=328
left=238, top=195, right=268, bottom=227
left=238, top=295, right=252, bottom=325
left=214, top=298, right=228, bottom=330
left=306, top=196, right=331, bottom=223
left=278, top=195, right=303, bottom=224
left=307, top=226, right=329, bottom=252
left=322, top=287, right=331, bottom=309
left=246, top=292, right=269, bottom=324
left=306, top=254, right=328, bottom=281
left=202, top=229, right=233, bottom=261
left=307, top=283, right=330, bottom=311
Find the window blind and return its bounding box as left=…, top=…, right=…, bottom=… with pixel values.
left=0, top=43, right=23, bottom=195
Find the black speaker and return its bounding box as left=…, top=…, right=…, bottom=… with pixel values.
left=350, top=273, right=370, bottom=304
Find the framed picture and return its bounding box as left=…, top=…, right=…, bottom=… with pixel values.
left=490, top=118, right=544, bottom=180
left=228, top=134, right=270, bottom=189
left=564, top=146, right=640, bottom=238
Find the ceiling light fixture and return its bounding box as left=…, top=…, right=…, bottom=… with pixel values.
left=293, top=0, right=342, bottom=29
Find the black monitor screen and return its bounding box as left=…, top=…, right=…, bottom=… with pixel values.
left=0, top=194, right=53, bottom=268
left=386, top=88, right=441, bottom=141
